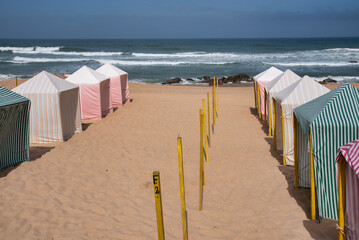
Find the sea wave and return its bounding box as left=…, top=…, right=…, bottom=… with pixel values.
left=11, top=56, right=92, bottom=64
left=265, top=61, right=358, bottom=67
left=312, top=76, right=359, bottom=82
left=98, top=59, right=237, bottom=66
left=0, top=46, right=61, bottom=54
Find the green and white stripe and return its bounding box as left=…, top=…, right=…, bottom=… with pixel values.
left=0, top=86, right=31, bottom=171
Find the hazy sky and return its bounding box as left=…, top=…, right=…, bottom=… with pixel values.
left=1, top=0, right=359, bottom=39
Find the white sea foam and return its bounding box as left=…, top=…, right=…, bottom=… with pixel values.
left=97, top=59, right=236, bottom=66
left=0, top=46, right=61, bottom=54
left=11, top=56, right=91, bottom=64
left=312, top=76, right=359, bottom=82
left=265, top=61, right=358, bottom=67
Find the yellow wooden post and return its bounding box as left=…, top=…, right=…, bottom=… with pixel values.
left=177, top=137, right=188, bottom=240
left=207, top=92, right=211, bottom=148
left=268, top=95, right=272, bottom=136
left=153, top=171, right=165, bottom=240
left=294, top=117, right=298, bottom=189
left=257, top=85, right=261, bottom=119
left=273, top=99, right=277, bottom=150
left=200, top=109, right=205, bottom=185
left=216, top=78, right=219, bottom=118
left=34, top=73, right=36, bottom=76
left=15, top=77, right=18, bottom=87
left=199, top=110, right=204, bottom=210
left=338, top=156, right=346, bottom=240
left=202, top=99, right=209, bottom=163
left=282, top=109, right=286, bottom=166
left=309, top=131, right=316, bottom=220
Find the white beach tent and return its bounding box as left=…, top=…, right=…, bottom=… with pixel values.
left=264, top=69, right=301, bottom=139
left=66, top=66, right=113, bottom=120
left=12, top=71, right=82, bottom=143
left=96, top=63, right=129, bottom=104
left=272, top=76, right=330, bottom=166
left=253, top=67, right=283, bottom=122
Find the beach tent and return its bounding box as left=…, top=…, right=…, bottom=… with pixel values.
left=0, top=87, right=31, bottom=170
left=265, top=69, right=301, bottom=137
left=13, top=71, right=82, bottom=143
left=253, top=67, right=283, bottom=122
left=66, top=66, right=113, bottom=120
left=96, top=63, right=129, bottom=104
left=336, top=139, right=359, bottom=240
left=293, top=83, right=359, bottom=221
left=272, top=76, right=330, bottom=166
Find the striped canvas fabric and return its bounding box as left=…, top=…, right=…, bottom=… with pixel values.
left=0, top=86, right=31, bottom=170
left=96, top=63, right=130, bottom=104
left=294, top=83, right=359, bottom=220
left=265, top=70, right=301, bottom=133
left=273, top=76, right=330, bottom=165
left=336, top=139, right=359, bottom=239
left=13, top=71, right=82, bottom=143
left=253, top=67, right=283, bottom=120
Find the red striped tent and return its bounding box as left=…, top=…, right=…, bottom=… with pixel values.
left=66, top=66, right=113, bottom=120
left=96, top=63, right=129, bottom=104
left=13, top=71, right=82, bottom=143
left=336, top=139, right=359, bottom=239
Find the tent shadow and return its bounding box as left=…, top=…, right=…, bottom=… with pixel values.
left=82, top=123, right=92, bottom=131
left=264, top=137, right=282, bottom=164
left=249, top=107, right=269, bottom=135
left=0, top=146, right=54, bottom=178
left=302, top=219, right=337, bottom=240
left=113, top=107, right=119, bottom=112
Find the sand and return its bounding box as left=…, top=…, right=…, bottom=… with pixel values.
left=0, top=80, right=351, bottom=239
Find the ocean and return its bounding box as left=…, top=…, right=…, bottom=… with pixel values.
left=1, top=38, right=359, bottom=84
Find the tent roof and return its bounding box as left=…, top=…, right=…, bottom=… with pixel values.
left=13, top=71, right=78, bottom=94
left=0, top=86, right=29, bottom=107
left=96, top=63, right=127, bottom=77
left=294, top=83, right=359, bottom=135
left=273, top=75, right=330, bottom=104
left=253, top=66, right=283, bottom=82
left=336, top=139, right=359, bottom=179
left=66, top=66, right=109, bottom=84
left=265, top=69, right=301, bottom=94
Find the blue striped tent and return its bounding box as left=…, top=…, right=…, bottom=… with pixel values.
left=0, top=86, right=31, bottom=171
left=293, top=83, right=359, bottom=220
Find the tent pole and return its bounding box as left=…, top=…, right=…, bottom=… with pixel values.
left=310, top=130, right=316, bottom=220
left=268, top=95, right=272, bottom=136
left=282, top=109, right=286, bottom=166
left=257, top=84, right=261, bottom=119
left=264, top=91, right=267, bottom=125
left=338, top=156, right=346, bottom=240
left=294, top=116, right=298, bottom=189
left=253, top=81, right=257, bottom=111
left=273, top=99, right=277, bottom=150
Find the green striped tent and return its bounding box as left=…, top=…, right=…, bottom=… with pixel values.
left=0, top=86, right=31, bottom=171
left=293, top=83, right=359, bottom=220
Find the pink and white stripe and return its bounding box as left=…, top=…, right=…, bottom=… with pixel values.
left=336, top=139, right=359, bottom=239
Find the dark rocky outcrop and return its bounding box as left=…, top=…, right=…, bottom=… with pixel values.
left=349, top=60, right=358, bottom=63
left=320, top=78, right=337, bottom=84
left=162, top=73, right=253, bottom=85
left=162, top=77, right=182, bottom=85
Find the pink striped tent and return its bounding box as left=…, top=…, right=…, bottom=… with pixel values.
left=253, top=67, right=283, bottom=120
left=96, top=63, right=129, bottom=104
left=12, top=71, right=82, bottom=143
left=272, top=76, right=330, bottom=166
left=66, top=66, right=113, bottom=120
left=336, top=139, right=359, bottom=239
left=265, top=69, right=301, bottom=138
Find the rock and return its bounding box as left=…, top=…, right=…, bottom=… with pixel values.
left=186, top=78, right=195, bottom=81
left=226, top=73, right=251, bottom=83
left=162, top=77, right=182, bottom=85
left=320, top=78, right=337, bottom=84
left=349, top=60, right=358, bottom=63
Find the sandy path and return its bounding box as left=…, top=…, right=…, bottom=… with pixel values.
left=0, top=82, right=338, bottom=239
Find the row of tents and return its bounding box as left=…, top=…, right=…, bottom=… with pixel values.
left=0, top=63, right=129, bottom=169
left=253, top=67, right=359, bottom=239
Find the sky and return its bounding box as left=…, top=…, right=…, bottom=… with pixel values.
left=1, top=0, right=359, bottom=39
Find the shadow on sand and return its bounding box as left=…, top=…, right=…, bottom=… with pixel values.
left=0, top=146, right=55, bottom=178
left=249, top=107, right=269, bottom=135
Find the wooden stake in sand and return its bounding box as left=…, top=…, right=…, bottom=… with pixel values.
left=273, top=99, right=277, bottom=150
left=202, top=99, right=209, bottom=163
left=257, top=83, right=261, bottom=119
left=199, top=109, right=204, bottom=211
left=216, top=77, right=219, bottom=118
left=207, top=92, right=211, bottom=148
left=212, top=77, right=216, bottom=131
left=337, top=156, right=346, bottom=240
left=268, top=94, right=272, bottom=136
left=15, top=77, right=18, bottom=87
left=177, top=137, right=188, bottom=240
left=309, top=131, right=316, bottom=220
left=294, top=117, right=298, bottom=189
left=282, top=109, right=286, bottom=166
left=153, top=171, right=165, bottom=240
